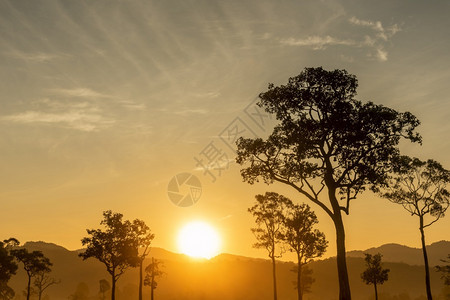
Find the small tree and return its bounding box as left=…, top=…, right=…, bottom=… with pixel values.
left=0, top=238, right=19, bottom=300
left=33, top=270, right=60, bottom=300
left=99, top=279, right=111, bottom=300
left=290, top=265, right=315, bottom=297
left=79, top=210, right=138, bottom=300
left=282, top=203, right=327, bottom=300
left=144, top=257, right=164, bottom=300
left=361, top=253, right=390, bottom=300
left=130, top=219, right=155, bottom=300
left=382, top=156, right=450, bottom=300
left=435, top=255, right=450, bottom=286
left=249, top=192, right=291, bottom=300
left=11, top=248, right=52, bottom=300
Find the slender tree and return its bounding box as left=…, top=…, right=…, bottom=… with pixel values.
left=99, top=279, right=111, bottom=300
left=249, top=192, right=291, bottom=300
left=144, top=257, right=164, bottom=300
left=236, top=67, right=421, bottom=300
left=130, top=219, right=155, bottom=300
left=361, top=253, right=390, bottom=300
left=290, top=265, right=315, bottom=297
left=33, top=270, right=60, bottom=300
left=11, top=248, right=52, bottom=300
left=382, top=156, right=450, bottom=300
left=282, top=203, right=327, bottom=300
left=79, top=211, right=139, bottom=300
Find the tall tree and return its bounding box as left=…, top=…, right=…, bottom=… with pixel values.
left=236, top=67, right=421, bottom=300
left=382, top=156, right=450, bottom=300
left=282, top=203, right=327, bottom=300
left=130, top=219, right=155, bottom=300
left=33, top=270, right=60, bottom=300
left=144, top=257, right=164, bottom=300
left=0, top=238, right=19, bottom=300
left=79, top=210, right=138, bottom=300
left=11, top=248, right=52, bottom=300
left=361, top=253, right=390, bottom=300
left=248, top=192, right=291, bottom=300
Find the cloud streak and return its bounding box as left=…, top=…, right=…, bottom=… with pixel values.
left=2, top=110, right=114, bottom=132
left=280, top=16, right=401, bottom=62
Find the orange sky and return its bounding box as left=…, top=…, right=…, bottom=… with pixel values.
left=0, top=0, right=449, bottom=261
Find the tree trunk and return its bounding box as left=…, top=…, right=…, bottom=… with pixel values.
left=334, top=212, right=351, bottom=300
left=111, top=275, right=116, bottom=300
left=374, top=282, right=378, bottom=300
left=271, top=256, right=278, bottom=300
left=139, top=260, right=143, bottom=300
left=151, top=273, right=155, bottom=300
left=419, top=217, right=433, bottom=300
left=26, top=275, right=31, bottom=300
left=297, top=256, right=302, bottom=300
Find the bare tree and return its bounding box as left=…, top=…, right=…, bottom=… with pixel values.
left=33, top=270, right=60, bottom=300
left=382, top=156, right=450, bottom=300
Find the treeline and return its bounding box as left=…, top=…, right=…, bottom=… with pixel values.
left=0, top=211, right=163, bottom=300
left=238, top=67, right=450, bottom=300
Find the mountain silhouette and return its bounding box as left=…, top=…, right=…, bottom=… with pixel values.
left=8, top=241, right=449, bottom=300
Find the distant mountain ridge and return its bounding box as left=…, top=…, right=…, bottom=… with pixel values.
left=9, top=241, right=449, bottom=300
left=347, top=240, right=450, bottom=266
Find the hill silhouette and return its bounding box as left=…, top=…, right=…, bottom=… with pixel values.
left=8, top=241, right=449, bottom=300
left=347, top=241, right=450, bottom=266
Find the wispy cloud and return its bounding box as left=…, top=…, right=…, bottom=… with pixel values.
left=2, top=95, right=115, bottom=132
left=349, top=16, right=400, bottom=41
left=48, top=88, right=110, bottom=99
left=281, top=36, right=355, bottom=50
left=2, top=110, right=114, bottom=132
left=6, top=51, right=57, bottom=63
left=280, top=16, right=401, bottom=62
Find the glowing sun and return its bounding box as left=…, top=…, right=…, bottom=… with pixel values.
left=177, top=221, right=221, bottom=259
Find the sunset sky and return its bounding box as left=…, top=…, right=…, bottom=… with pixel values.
left=1, top=0, right=449, bottom=261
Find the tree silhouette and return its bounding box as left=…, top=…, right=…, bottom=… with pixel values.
left=382, top=156, right=450, bottom=300
left=130, top=219, right=155, bottom=300
left=290, top=265, right=315, bottom=298
left=33, top=270, right=60, bottom=300
left=435, top=254, right=450, bottom=286
left=79, top=210, right=139, bottom=300
left=99, top=279, right=111, bottom=300
left=282, top=203, right=327, bottom=300
left=361, top=253, right=390, bottom=300
left=249, top=192, right=291, bottom=300
left=0, top=238, right=19, bottom=300
left=11, top=248, right=52, bottom=300
left=236, top=67, right=421, bottom=300
left=144, top=257, right=164, bottom=300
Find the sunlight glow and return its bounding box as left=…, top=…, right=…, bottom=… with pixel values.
left=177, top=221, right=221, bottom=259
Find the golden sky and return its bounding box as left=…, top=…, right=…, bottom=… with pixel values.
left=1, top=0, right=449, bottom=260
